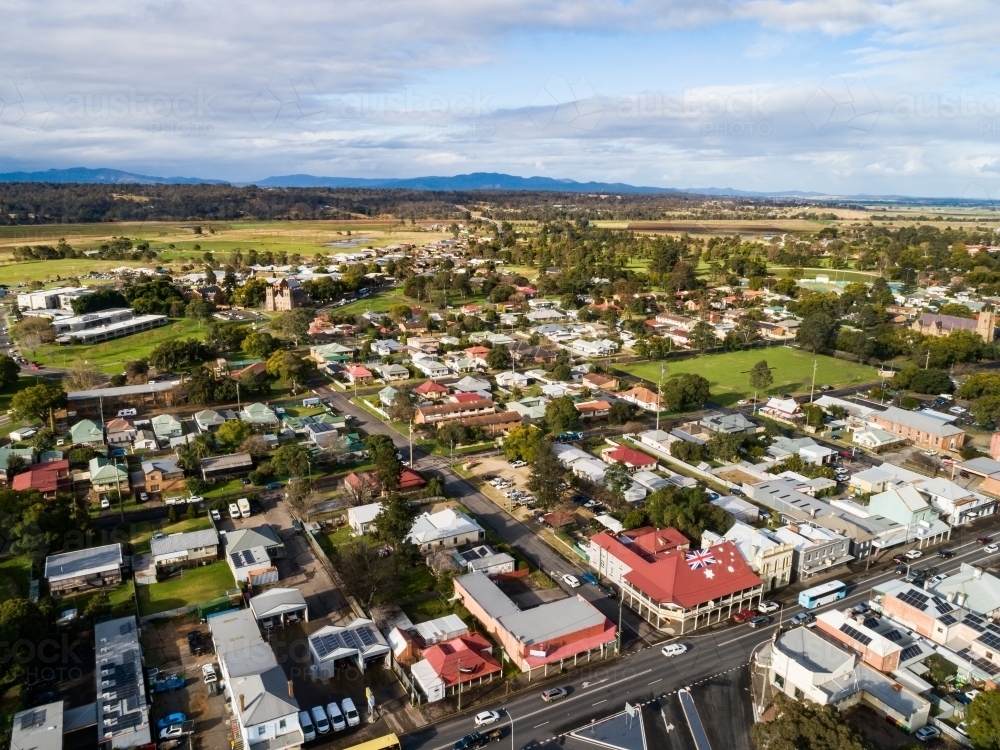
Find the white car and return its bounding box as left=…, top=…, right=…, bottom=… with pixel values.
left=159, top=725, right=184, bottom=740
left=210, top=509, right=221, bottom=522
left=904, top=549, right=923, bottom=560
left=326, top=702, right=346, bottom=732
left=229, top=503, right=240, bottom=518
left=187, top=495, right=204, bottom=504
left=737, top=399, right=748, bottom=405
left=949, top=406, right=967, bottom=414
left=914, top=725, right=940, bottom=741
left=757, top=601, right=779, bottom=613
left=985, top=543, right=1000, bottom=554
left=923, top=449, right=938, bottom=457
left=311, top=705, right=330, bottom=734
left=661, top=643, right=688, bottom=657
left=341, top=698, right=360, bottom=727
left=474, top=710, right=502, bottom=727
left=563, top=574, right=581, bottom=588
left=101, top=498, right=110, bottom=509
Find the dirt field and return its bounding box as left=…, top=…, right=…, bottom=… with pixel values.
left=716, top=468, right=762, bottom=486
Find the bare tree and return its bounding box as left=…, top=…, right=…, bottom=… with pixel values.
left=239, top=435, right=269, bottom=457
left=63, top=360, right=103, bottom=391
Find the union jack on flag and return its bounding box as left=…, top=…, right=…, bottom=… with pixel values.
left=685, top=549, right=717, bottom=570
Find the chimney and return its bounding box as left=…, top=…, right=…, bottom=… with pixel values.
left=974, top=567, right=984, bottom=579
left=239, top=694, right=245, bottom=713
left=288, top=680, right=294, bottom=698
left=947, top=592, right=956, bottom=603
left=789, top=524, right=800, bottom=534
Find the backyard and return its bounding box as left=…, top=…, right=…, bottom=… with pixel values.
left=617, top=347, right=879, bottom=406
left=136, top=561, right=235, bottom=616
left=0, top=554, right=32, bottom=605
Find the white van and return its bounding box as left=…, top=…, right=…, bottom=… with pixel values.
left=326, top=702, right=346, bottom=732
left=298, top=711, right=316, bottom=742
left=238, top=498, right=251, bottom=518
left=311, top=705, right=330, bottom=734
left=229, top=503, right=241, bottom=519
left=117, top=408, right=137, bottom=417
left=341, top=697, right=360, bottom=727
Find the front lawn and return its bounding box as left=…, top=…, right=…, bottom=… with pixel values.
left=204, top=478, right=253, bottom=498
left=136, top=562, right=235, bottom=616
left=617, top=348, right=878, bottom=407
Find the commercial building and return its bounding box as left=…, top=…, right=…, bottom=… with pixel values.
left=201, top=452, right=254, bottom=480
left=66, top=382, right=185, bottom=420
left=54, top=313, right=168, bottom=345
left=454, top=571, right=617, bottom=675
left=308, top=618, right=391, bottom=676
left=95, top=616, right=152, bottom=748
left=45, top=543, right=123, bottom=595
left=249, top=587, right=309, bottom=628
left=869, top=406, right=966, bottom=452
left=17, top=286, right=93, bottom=311
left=410, top=633, right=502, bottom=703
left=414, top=398, right=496, bottom=426
left=588, top=530, right=763, bottom=633
left=770, top=522, right=853, bottom=580
left=702, top=521, right=794, bottom=592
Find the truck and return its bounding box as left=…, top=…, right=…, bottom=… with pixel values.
left=237, top=498, right=251, bottom=518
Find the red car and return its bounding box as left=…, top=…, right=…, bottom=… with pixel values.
left=733, top=609, right=756, bottom=623
left=978, top=536, right=994, bottom=545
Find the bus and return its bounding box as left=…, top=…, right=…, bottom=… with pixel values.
left=343, top=734, right=401, bottom=750
left=797, top=580, right=847, bottom=609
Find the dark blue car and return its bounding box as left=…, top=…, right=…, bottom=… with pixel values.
left=582, top=572, right=599, bottom=586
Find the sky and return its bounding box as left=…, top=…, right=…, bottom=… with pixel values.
left=2, top=0, right=1000, bottom=196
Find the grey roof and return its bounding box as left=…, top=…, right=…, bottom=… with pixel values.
left=233, top=665, right=300, bottom=726
left=825, top=663, right=928, bottom=719
left=150, top=529, right=219, bottom=558
left=927, top=563, right=1000, bottom=615
left=249, top=587, right=307, bottom=619
left=309, top=618, right=390, bottom=664
left=457, top=571, right=608, bottom=646
left=12, top=702, right=63, bottom=750
left=875, top=406, right=964, bottom=437
left=200, top=452, right=253, bottom=471
left=226, top=525, right=282, bottom=553
left=210, top=609, right=266, bottom=656
left=68, top=382, right=176, bottom=400
left=960, top=456, right=1000, bottom=476
left=94, top=617, right=151, bottom=748
left=195, top=409, right=226, bottom=426
left=141, top=457, right=182, bottom=475
left=700, top=412, right=756, bottom=432
left=775, top=624, right=853, bottom=675
left=45, top=544, right=123, bottom=582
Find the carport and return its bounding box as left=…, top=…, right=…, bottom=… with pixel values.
left=308, top=617, right=390, bottom=676
left=249, top=587, right=308, bottom=630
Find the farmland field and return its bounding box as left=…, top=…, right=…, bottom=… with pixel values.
left=617, top=347, right=879, bottom=406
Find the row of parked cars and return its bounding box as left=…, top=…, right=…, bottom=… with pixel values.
left=299, top=698, right=361, bottom=741
left=732, top=600, right=780, bottom=628
left=485, top=475, right=535, bottom=506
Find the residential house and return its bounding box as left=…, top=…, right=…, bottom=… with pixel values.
left=576, top=400, right=611, bottom=420
left=304, top=422, right=341, bottom=449
left=759, top=397, right=803, bottom=424
left=407, top=508, right=484, bottom=552
left=374, top=363, right=410, bottom=382
left=869, top=406, right=966, bottom=452
left=767, top=435, right=836, bottom=465
left=88, top=457, right=129, bottom=502
left=105, top=417, right=136, bottom=445
left=410, top=633, right=503, bottom=703
left=44, top=543, right=123, bottom=595
left=494, top=371, right=532, bottom=390
left=699, top=412, right=758, bottom=435
left=414, top=380, right=449, bottom=399
left=150, top=529, right=220, bottom=570
left=140, top=458, right=186, bottom=498
left=505, top=396, right=548, bottom=421
left=413, top=359, right=451, bottom=379
left=195, top=409, right=227, bottom=432
left=133, top=429, right=158, bottom=451
left=588, top=531, right=763, bottom=633
left=348, top=502, right=383, bottom=536
left=601, top=445, right=658, bottom=472
left=453, top=545, right=516, bottom=575
left=378, top=386, right=398, bottom=408
left=582, top=372, right=618, bottom=391
left=454, top=571, right=616, bottom=675
left=372, top=339, right=407, bottom=357
left=618, top=386, right=661, bottom=412
left=241, top=403, right=279, bottom=428
left=226, top=525, right=284, bottom=558
left=414, top=398, right=496, bottom=426
left=12, top=459, right=70, bottom=498
left=453, top=376, right=491, bottom=396
left=310, top=343, right=355, bottom=365
left=70, top=419, right=104, bottom=447
left=853, top=428, right=906, bottom=452
left=344, top=365, right=374, bottom=384
left=151, top=413, right=183, bottom=440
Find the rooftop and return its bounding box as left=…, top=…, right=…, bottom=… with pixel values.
left=45, top=544, right=123, bottom=582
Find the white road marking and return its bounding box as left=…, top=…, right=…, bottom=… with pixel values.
left=533, top=722, right=548, bottom=729
left=648, top=678, right=662, bottom=685
left=592, top=699, right=607, bottom=706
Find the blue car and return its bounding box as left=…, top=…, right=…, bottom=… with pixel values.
left=157, top=713, right=186, bottom=730
left=266, top=482, right=283, bottom=490
left=582, top=572, right=599, bottom=586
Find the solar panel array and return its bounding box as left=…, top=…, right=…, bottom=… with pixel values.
left=230, top=550, right=260, bottom=569
left=939, top=614, right=958, bottom=626
left=957, top=647, right=1000, bottom=677
left=930, top=595, right=955, bottom=615
left=965, top=614, right=987, bottom=632
left=341, top=630, right=360, bottom=650
left=20, top=709, right=45, bottom=730
left=884, top=629, right=902, bottom=641
left=897, top=589, right=930, bottom=611
left=978, top=632, right=1000, bottom=650
left=863, top=617, right=880, bottom=629
left=840, top=623, right=873, bottom=647
left=311, top=633, right=344, bottom=659
left=312, top=625, right=383, bottom=660
left=357, top=626, right=377, bottom=647
left=900, top=644, right=923, bottom=662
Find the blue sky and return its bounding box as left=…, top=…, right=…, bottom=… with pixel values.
left=2, top=0, right=999, bottom=196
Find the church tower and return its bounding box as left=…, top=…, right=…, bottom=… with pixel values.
left=978, top=306, right=996, bottom=343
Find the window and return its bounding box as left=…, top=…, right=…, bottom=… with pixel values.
left=279, top=719, right=286, bottom=730
left=794, top=687, right=805, bottom=700
left=150, top=485, right=159, bottom=491
left=773, top=674, right=784, bottom=688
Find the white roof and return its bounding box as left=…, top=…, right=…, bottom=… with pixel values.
left=349, top=502, right=383, bottom=526
left=927, top=563, right=1000, bottom=615
left=816, top=609, right=902, bottom=658
left=45, top=544, right=123, bottom=582
left=249, top=587, right=308, bottom=619
left=407, top=509, right=483, bottom=545
left=412, top=614, right=469, bottom=644
left=594, top=514, right=624, bottom=533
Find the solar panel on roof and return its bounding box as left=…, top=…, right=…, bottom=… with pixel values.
left=931, top=596, right=955, bottom=614
left=966, top=614, right=988, bottom=633
left=243, top=550, right=256, bottom=566
left=898, top=589, right=930, bottom=611
left=884, top=629, right=902, bottom=641
left=940, top=614, right=958, bottom=626
left=20, top=709, right=44, bottom=730
left=900, top=644, right=923, bottom=662
left=978, top=632, right=1000, bottom=650
left=840, top=623, right=873, bottom=647
left=357, top=626, right=376, bottom=647
left=230, top=552, right=244, bottom=568
left=863, top=617, right=880, bottom=629
left=341, top=631, right=360, bottom=650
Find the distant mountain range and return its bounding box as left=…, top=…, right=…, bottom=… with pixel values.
left=0, top=166, right=975, bottom=202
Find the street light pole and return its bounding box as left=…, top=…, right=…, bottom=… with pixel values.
left=505, top=709, right=514, bottom=750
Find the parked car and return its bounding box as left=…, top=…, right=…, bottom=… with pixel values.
left=202, top=663, right=217, bottom=684
left=156, top=713, right=186, bottom=730
left=661, top=643, right=688, bottom=657
left=789, top=613, right=815, bottom=627
left=563, top=574, right=581, bottom=588
left=341, top=697, right=360, bottom=726
left=914, top=725, right=940, bottom=741
left=892, top=554, right=907, bottom=564
left=139, top=492, right=149, bottom=502
left=733, top=609, right=756, bottom=623
left=474, top=710, right=502, bottom=727
left=582, top=572, right=599, bottom=585
left=928, top=573, right=949, bottom=586
left=454, top=731, right=502, bottom=750
left=757, top=601, right=779, bottom=613
left=209, top=509, right=221, bottom=521
left=326, top=702, right=346, bottom=732
left=299, top=711, right=316, bottom=742
left=311, top=705, right=331, bottom=734
left=100, top=498, right=110, bottom=509
left=266, top=482, right=283, bottom=490
left=978, top=536, right=994, bottom=545
left=905, top=549, right=923, bottom=560
left=159, top=725, right=185, bottom=740
left=541, top=687, right=568, bottom=702
left=292, top=519, right=304, bottom=533
left=748, top=616, right=772, bottom=628
left=187, top=631, right=204, bottom=656
left=229, top=503, right=240, bottom=518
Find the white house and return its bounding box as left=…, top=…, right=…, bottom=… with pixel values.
left=348, top=503, right=383, bottom=536
left=407, top=508, right=484, bottom=552
left=414, top=359, right=451, bottom=379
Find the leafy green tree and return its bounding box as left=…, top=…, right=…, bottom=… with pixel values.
left=388, top=304, right=413, bottom=321
left=242, top=331, right=278, bottom=359
left=269, top=308, right=314, bottom=345
left=271, top=443, right=311, bottom=477
left=749, top=359, right=774, bottom=402
left=373, top=447, right=403, bottom=492
left=186, top=503, right=197, bottom=520
left=232, top=277, right=268, bottom=307
left=801, top=403, right=826, bottom=429
left=661, top=373, right=710, bottom=411
left=265, top=350, right=317, bottom=386
left=168, top=505, right=179, bottom=523
left=958, top=372, right=1000, bottom=400
left=125, top=359, right=150, bottom=383
left=148, top=338, right=213, bottom=370
left=526, top=439, right=564, bottom=510
left=608, top=401, right=636, bottom=425
left=372, top=493, right=415, bottom=547
left=706, top=431, right=743, bottom=461
left=0, top=355, right=20, bottom=390
left=10, top=317, right=55, bottom=349
left=216, top=420, right=252, bottom=452
left=502, top=424, right=544, bottom=462
left=645, top=485, right=731, bottom=539
left=750, top=694, right=874, bottom=750
left=622, top=509, right=647, bottom=530
left=893, top=366, right=954, bottom=394
left=386, top=388, right=417, bottom=423
left=545, top=396, right=580, bottom=433
left=364, top=434, right=397, bottom=464
left=30, top=428, right=56, bottom=452
left=603, top=461, right=632, bottom=504
left=330, top=543, right=399, bottom=608
left=11, top=383, right=66, bottom=422
left=486, top=345, right=512, bottom=370
left=689, top=321, right=719, bottom=351
left=796, top=312, right=839, bottom=353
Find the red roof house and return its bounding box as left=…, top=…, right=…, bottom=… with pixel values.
left=588, top=531, right=763, bottom=633
left=12, top=459, right=70, bottom=498
left=413, top=632, right=502, bottom=696
left=600, top=446, right=657, bottom=471
left=451, top=392, right=483, bottom=404
left=345, top=468, right=426, bottom=494
left=345, top=365, right=373, bottom=383
left=414, top=380, right=449, bottom=398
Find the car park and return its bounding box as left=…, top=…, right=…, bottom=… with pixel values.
left=311, top=705, right=331, bottom=734
left=748, top=616, right=772, bottom=628
left=299, top=711, right=316, bottom=742
left=156, top=713, right=186, bottom=730
left=563, top=574, right=581, bottom=588
left=541, top=687, right=568, bottom=702
left=475, top=710, right=502, bottom=727
left=661, top=643, right=688, bottom=657
left=341, top=697, right=360, bottom=726
left=905, top=549, right=923, bottom=560
left=326, top=702, right=346, bottom=731
left=757, top=601, right=779, bottom=613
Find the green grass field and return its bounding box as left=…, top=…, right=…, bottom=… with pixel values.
left=0, top=554, right=32, bottom=605
left=617, top=347, right=879, bottom=406
left=31, top=317, right=208, bottom=372
left=136, top=561, right=235, bottom=616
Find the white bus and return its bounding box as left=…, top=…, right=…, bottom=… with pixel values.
left=797, top=580, right=847, bottom=609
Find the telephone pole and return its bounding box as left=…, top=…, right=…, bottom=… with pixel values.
left=810, top=359, right=818, bottom=403
left=656, top=363, right=664, bottom=432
